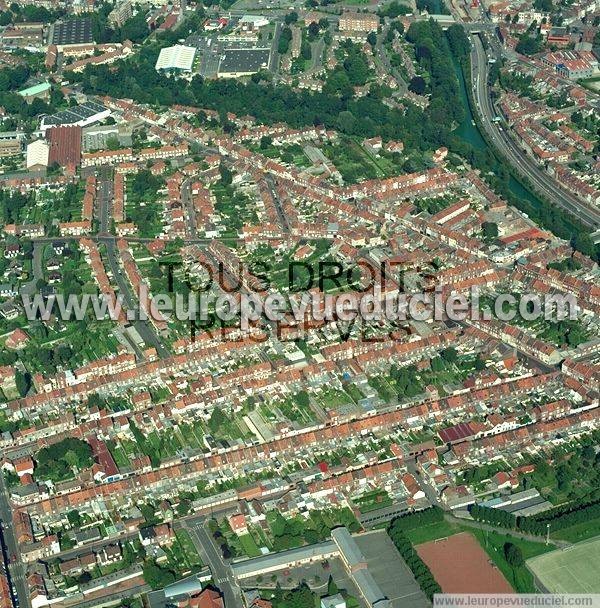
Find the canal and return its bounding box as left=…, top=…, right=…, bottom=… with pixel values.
left=452, top=56, right=552, bottom=217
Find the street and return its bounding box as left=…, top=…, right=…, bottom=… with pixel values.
left=470, top=33, right=600, bottom=229
left=179, top=517, right=242, bottom=608
left=0, top=474, right=29, bottom=608
left=99, top=236, right=170, bottom=359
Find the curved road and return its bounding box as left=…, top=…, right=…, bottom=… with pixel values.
left=470, top=34, right=600, bottom=229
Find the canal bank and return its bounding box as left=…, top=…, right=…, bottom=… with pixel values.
left=453, top=58, right=547, bottom=213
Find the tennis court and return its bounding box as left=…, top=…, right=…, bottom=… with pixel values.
left=527, top=537, right=600, bottom=593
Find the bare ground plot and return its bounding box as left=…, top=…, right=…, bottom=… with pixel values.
left=416, top=532, right=513, bottom=594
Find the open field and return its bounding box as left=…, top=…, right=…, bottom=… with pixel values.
left=552, top=517, right=600, bottom=543
left=527, top=537, right=600, bottom=593
left=416, top=532, right=513, bottom=593
left=405, top=520, right=465, bottom=545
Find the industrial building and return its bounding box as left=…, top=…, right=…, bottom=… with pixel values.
left=49, top=17, right=94, bottom=48
left=82, top=124, right=132, bottom=152
left=155, top=45, right=197, bottom=73
left=26, top=140, right=50, bottom=171
left=18, top=82, right=51, bottom=103
left=40, top=102, right=110, bottom=132
left=47, top=126, right=83, bottom=169
left=229, top=527, right=416, bottom=608
left=217, top=48, right=271, bottom=78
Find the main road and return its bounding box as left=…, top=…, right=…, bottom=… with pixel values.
left=179, top=517, right=243, bottom=608
left=99, top=235, right=170, bottom=359
left=0, top=474, right=30, bottom=608
left=469, top=33, right=600, bottom=229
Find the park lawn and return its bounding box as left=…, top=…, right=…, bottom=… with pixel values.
left=413, top=194, right=459, bottom=215
left=277, top=398, right=315, bottom=424
left=98, top=559, right=128, bottom=577
left=239, top=533, right=262, bottom=558
left=253, top=525, right=271, bottom=551
left=212, top=183, right=258, bottom=234
left=177, top=424, right=203, bottom=450
left=175, top=529, right=202, bottom=567
left=322, top=139, right=380, bottom=184
left=125, top=199, right=164, bottom=238
left=469, top=528, right=555, bottom=593
left=551, top=517, right=600, bottom=543
left=163, top=544, right=189, bottom=574
left=161, top=429, right=184, bottom=458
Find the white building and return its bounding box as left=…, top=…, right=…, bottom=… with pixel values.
left=26, top=139, right=50, bottom=170
left=321, top=595, right=347, bottom=608
left=239, top=14, right=269, bottom=29
left=155, top=44, right=196, bottom=72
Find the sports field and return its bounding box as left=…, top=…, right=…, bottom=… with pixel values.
left=527, top=537, right=600, bottom=593
left=416, top=532, right=513, bottom=593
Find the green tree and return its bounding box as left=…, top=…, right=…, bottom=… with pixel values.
left=106, top=136, right=120, bottom=151
left=120, top=13, right=149, bottom=43
left=219, top=164, right=233, bottom=186
left=504, top=542, right=524, bottom=567
left=15, top=369, right=31, bottom=397
left=142, top=561, right=175, bottom=590
left=408, top=76, right=426, bottom=95
left=67, top=510, right=82, bottom=527
left=445, top=24, right=471, bottom=60
left=482, top=221, right=499, bottom=240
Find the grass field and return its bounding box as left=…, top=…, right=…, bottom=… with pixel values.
left=405, top=520, right=464, bottom=545
left=469, top=528, right=554, bottom=593
left=552, top=517, right=600, bottom=543
left=238, top=533, right=262, bottom=557
left=527, top=537, right=600, bottom=593
left=174, top=529, right=203, bottom=568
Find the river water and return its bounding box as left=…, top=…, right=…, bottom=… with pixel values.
left=452, top=56, right=550, bottom=215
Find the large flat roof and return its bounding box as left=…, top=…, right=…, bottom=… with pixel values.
left=18, top=82, right=51, bottom=97
left=47, top=125, right=82, bottom=167
left=218, top=48, right=270, bottom=75
left=331, top=526, right=366, bottom=568
left=51, top=18, right=93, bottom=46
left=42, top=101, right=108, bottom=128
left=230, top=541, right=336, bottom=577
left=155, top=45, right=197, bottom=71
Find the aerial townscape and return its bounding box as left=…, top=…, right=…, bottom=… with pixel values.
left=0, top=0, right=599, bottom=607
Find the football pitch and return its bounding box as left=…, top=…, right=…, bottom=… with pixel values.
left=527, top=537, right=600, bottom=593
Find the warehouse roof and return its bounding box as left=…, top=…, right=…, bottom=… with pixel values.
left=18, top=82, right=51, bottom=97
left=41, top=101, right=108, bottom=128
left=155, top=45, right=197, bottom=72
left=51, top=18, right=93, bottom=46
left=217, top=48, right=270, bottom=75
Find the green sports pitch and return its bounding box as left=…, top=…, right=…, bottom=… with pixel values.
left=527, top=537, right=600, bottom=593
